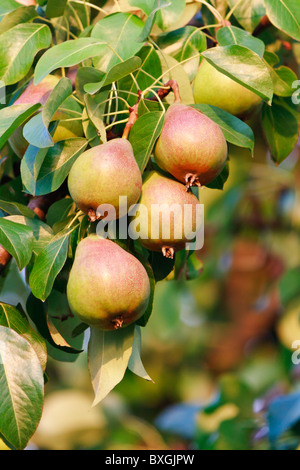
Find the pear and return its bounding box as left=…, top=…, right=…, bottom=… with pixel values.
left=68, top=138, right=142, bottom=221
left=131, top=171, right=201, bottom=259
left=154, top=103, right=228, bottom=189
left=67, top=235, right=150, bottom=330
left=193, top=59, right=262, bottom=118
left=9, top=75, right=83, bottom=157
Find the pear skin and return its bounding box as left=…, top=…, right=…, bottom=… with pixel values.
left=68, top=138, right=142, bottom=220
left=193, top=59, right=262, bottom=118
left=67, top=236, right=150, bottom=330
left=154, top=103, right=228, bottom=189
left=131, top=171, right=202, bottom=258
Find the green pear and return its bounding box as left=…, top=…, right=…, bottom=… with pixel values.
left=154, top=103, right=228, bottom=189
left=68, top=138, right=142, bottom=221
left=193, top=59, right=262, bottom=118
left=9, top=75, right=83, bottom=157
left=67, top=235, right=150, bottom=330
left=131, top=171, right=201, bottom=258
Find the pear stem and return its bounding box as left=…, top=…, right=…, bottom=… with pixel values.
left=121, top=91, right=142, bottom=139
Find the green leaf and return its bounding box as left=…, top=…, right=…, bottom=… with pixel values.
left=216, top=26, right=265, bottom=58
left=84, top=56, right=142, bottom=95
left=0, top=6, right=37, bottom=35
left=29, top=229, right=72, bottom=301
left=192, top=104, right=255, bottom=154
left=91, top=12, right=144, bottom=71
left=138, top=0, right=171, bottom=42
left=261, top=97, right=299, bottom=164
left=128, top=325, right=153, bottom=381
left=0, top=200, right=36, bottom=218
left=0, top=303, right=47, bottom=372
left=23, top=77, right=73, bottom=148
left=0, top=0, right=22, bottom=22
left=0, top=217, right=33, bottom=270
left=34, top=38, right=106, bottom=85
left=26, top=293, right=83, bottom=355
left=0, top=326, right=44, bottom=450
left=129, top=111, right=164, bottom=171
left=269, top=65, right=299, bottom=97
left=265, top=0, right=300, bottom=41
left=45, top=0, right=67, bottom=18
left=5, top=215, right=53, bottom=255
left=0, top=23, right=52, bottom=85
left=155, top=0, right=185, bottom=31
left=226, top=0, right=266, bottom=33
left=88, top=325, right=135, bottom=406
left=206, top=160, right=230, bottom=190
left=157, top=51, right=195, bottom=104
left=22, top=138, right=88, bottom=196
left=202, top=45, right=273, bottom=103
left=0, top=103, right=41, bottom=151
left=149, top=250, right=175, bottom=281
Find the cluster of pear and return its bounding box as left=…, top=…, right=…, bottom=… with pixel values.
left=12, top=62, right=260, bottom=331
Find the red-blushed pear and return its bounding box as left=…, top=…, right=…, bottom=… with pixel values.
left=67, top=138, right=142, bottom=221
left=131, top=171, right=202, bottom=259
left=66, top=236, right=150, bottom=330
left=193, top=59, right=262, bottom=119
left=9, top=75, right=83, bottom=157
left=154, top=103, right=228, bottom=190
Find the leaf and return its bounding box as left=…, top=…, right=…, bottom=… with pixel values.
left=0, top=23, right=52, bottom=85
left=23, top=77, right=73, bottom=148
left=88, top=325, right=135, bottom=406
left=0, top=303, right=47, bottom=372
left=205, top=160, right=230, bottom=190
left=0, top=0, right=22, bottom=22
left=265, top=0, right=300, bottom=41
left=226, top=0, right=266, bottom=33
left=155, top=0, right=185, bottom=31
left=129, top=111, right=164, bottom=171
left=26, top=293, right=83, bottom=355
left=91, top=12, right=144, bottom=72
left=0, top=103, right=41, bottom=151
left=45, top=0, right=67, bottom=18
left=0, top=200, right=36, bottom=218
left=5, top=215, right=53, bottom=255
left=138, top=0, right=171, bottom=42
left=0, top=217, right=33, bottom=270
left=158, top=51, right=195, bottom=104
left=128, top=325, right=153, bottom=381
left=269, top=65, right=299, bottom=97
left=149, top=250, right=175, bottom=281
left=84, top=56, right=142, bottom=95
left=0, top=326, right=44, bottom=450
left=0, top=6, right=37, bottom=35
left=34, top=38, right=107, bottom=85
left=192, top=104, right=255, bottom=154
left=29, top=229, right=72, bottom=301
left=216, top=26, right=265, bottom=58
left=202, top=45, right=273, bottom=103
left=22, top=138, right=88, bottom=196
left=261, top=97, right=299, bottom=164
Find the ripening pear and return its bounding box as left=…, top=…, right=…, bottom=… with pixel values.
left=130, top=171, right=202, bottom=259
left=9, top=75, right=83, bottom=157
left=67, top=236, right=150, bottom=330
left=154, top=103, right=228, bottom=189
left=193, top=59, right=262, bottom=118
left=68, top=138, right=142, bottom=221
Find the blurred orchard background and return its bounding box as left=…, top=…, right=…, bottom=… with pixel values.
left=1, top=3, right=300, bottom=452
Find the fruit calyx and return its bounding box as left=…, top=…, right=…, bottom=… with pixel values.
left=111, top=317, right=124, bottom=329
left=185, top=173, right=201, bottom=191
left=162, top=246, right=175, bottom=259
